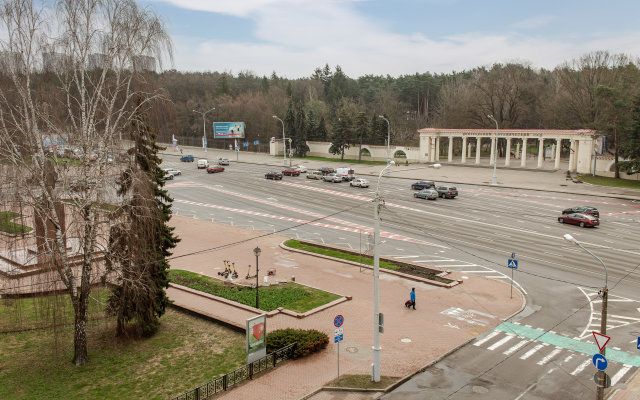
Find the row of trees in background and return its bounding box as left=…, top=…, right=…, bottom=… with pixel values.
left=154, top=52, right=640, bottom=175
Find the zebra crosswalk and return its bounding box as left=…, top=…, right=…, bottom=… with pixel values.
left=472, top=322, right=639, bottom=387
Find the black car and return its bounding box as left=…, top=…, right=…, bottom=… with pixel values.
left=318, top=167, right=336, bottom=175
left=435, top=185, right=458, bottom=199
left=411, top=181, right=436, bottom=190
left=265, top=171, right=283, bottom=180
left=562, top=206, right=599, bottom=218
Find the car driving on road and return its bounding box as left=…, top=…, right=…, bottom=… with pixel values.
left=218, top=158, right=230, bottom=165
left=350, top=178, right=369, bottom=188
left=282, top=167, right=300, bottom=176
left=307, top=170, right=323, bottom=180
left=206, top=165, right=224, bottom=173
left=293, top=165, right=308, bottom=173
left=436, top=185, right=458, bottom=198
left=414, top=188, right=438, bottom=200
left=322, top=173, right=342, bottom=183
left=411, top=180, right=436, bottom=190
left=562, top=206, right=599, bottom=218
left=163, top=168, right=181, bottom=176
left=197, top=159, right=209, bottom=169
left=318, top=167, right=336, bottom=175
left=180, top=154, right=194, bottom=162
left=265, top=171, right=283, bottom=180
left=162, top=171, right=174, bottom=180
left=558, top=213, right=599, bottom=227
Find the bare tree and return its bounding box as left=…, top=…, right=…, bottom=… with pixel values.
left=0, top=0, right=172, bottom=366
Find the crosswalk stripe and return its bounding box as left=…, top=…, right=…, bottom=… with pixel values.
left=611, top=364, right=632, bottom=386
left=571, top=360, right=591, bottom=376
left=520, top=343, right=547, bottom=360
left=474, top=331, right=500, bottom=347
left=537, top=348, right=562, bottom=366
left=487, top=335, right=514, bottom=350
left=503, top=339, right=530, bottom=355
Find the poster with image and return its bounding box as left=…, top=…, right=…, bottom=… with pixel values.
left=246, top=314, right=267, bottom=363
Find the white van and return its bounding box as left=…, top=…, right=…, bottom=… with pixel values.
left=197, top=159, right=209, bottom=169
left=335, top=167, right=355, bottom=181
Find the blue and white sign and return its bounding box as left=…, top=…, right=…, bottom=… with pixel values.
left=243, top=142, right=249, bottom=147
left=334, top=334, right=343, bottom=343
left=593, top=354, right=608, bottom=371
left=334, top=315, right=344, bottom=328
left=213, top=122, right=245, bottom=138
left=254, top=140, right=260, bottom=145
left=637, top=337, right=640, bottom=350
left=508, top=258, right=518, bottom=269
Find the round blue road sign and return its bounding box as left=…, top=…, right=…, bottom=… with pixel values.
left=593, top=353, right=608, bottom=371
left=334, top=315, right=344, bottom=328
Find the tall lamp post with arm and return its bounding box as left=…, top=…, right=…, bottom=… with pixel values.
left=487, top=114, right=499, bottom=185
left=378, top=115, right=391, bottom=165
left=253, top=246, right=261, bottom=309
left=563, top=233, right=608, bottom=400
left=193, top=106, right=216, bottom=153
left=272, top=115, right=286, bottom=166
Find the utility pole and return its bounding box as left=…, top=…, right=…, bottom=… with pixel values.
left=273, top=116, right=286, bottom=166
left=193, top=106, right=215, bottom=153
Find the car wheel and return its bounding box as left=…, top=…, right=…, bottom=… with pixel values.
left=579, top=222, right=585, bottom=227
left=558, top=218, right=563, bottom=223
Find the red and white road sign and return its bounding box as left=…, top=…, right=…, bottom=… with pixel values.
left=593, top=331, right=611, bottom=352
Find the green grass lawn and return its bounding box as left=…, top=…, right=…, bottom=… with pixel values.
left=0, top=211, right=33, bottom=234
left=0, top=297, right=246, bottom=400
left=293, top=156, right=388, bottom=165
left=580, top=174, right=640, bottom=189
left=325, top=374, right=400, bottom=389
left=169, top=270, right=341, bottom=312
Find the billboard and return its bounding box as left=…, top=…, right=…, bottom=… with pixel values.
left=214, top=122, right=245, bottom=139
left=246, top=314, right=267, bottom=363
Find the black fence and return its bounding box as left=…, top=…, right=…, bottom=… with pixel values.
left=169, top=343, right=296, bottom=400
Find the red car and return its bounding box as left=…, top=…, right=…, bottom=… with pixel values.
left=558, top=213, right=599, bottom=227
left=282, top=168, right=300, bottom=176
left=206, top=165, right=225, bottom=173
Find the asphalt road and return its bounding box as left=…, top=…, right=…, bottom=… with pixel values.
left=161, top=155, right=640, bottom=400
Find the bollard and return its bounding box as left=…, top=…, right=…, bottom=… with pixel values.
left=291, top=275, right=295, bottom=282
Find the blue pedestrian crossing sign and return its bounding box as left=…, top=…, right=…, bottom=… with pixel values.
left=334, top=334, right=343, bottom=343
left=508, top=258, right=518, bottom=269
left=637, top=337, right=640, bottom=350
left=593, top=353, right=608, bottom=371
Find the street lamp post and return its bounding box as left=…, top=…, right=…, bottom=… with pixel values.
left=193, top=106, right=216, bottom=153
left=272, top=116, right=286, bottom=166
left=379, top=115, right=391, bottom=164
left=253, top=246, right=261, bottom=309
left=372, top=160, right=395, bottom=382
left=487, top=114, right=499, bottom=185
left=563, top=234, right=608, bottom=400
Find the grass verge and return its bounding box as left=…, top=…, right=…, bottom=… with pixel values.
left=579, top=174, right=640, bottom=189
left=0, top=302, right=245, bottom=400
left=325, top=374, right=400, bottom=389
left=0, top=211, right=33, bottom=234
left=168, top=269, right=341, bottom=312
left=293, top=156, right=388, bottom=165
left=284, top=239, right=454, bottom=284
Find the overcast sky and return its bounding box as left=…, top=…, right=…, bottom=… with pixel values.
left=143, top=0, right=640, bottom=79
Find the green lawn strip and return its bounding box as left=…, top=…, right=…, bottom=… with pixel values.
left=325, top=374, right=400, bottom=389
left=284, top=239, right=453, bottom=283
left=0, top=308, right=245, bottom=400
left=292, top=156, right=388, bottom=165
left=579, top=174, right=640, bottom=189
left=168, top=270, right=341, bottom=313
left=0, top=211, right=33, bottom=234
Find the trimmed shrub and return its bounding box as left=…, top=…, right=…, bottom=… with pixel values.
left=267, top=328, right=329, bottom=359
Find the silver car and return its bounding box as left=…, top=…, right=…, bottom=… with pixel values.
left=414, top=188, right=438, bottom=200
left=350, top=178, right=369, bottom=188
left=323, top=173, right=342, bottom=183
left=163, top=167, right=181, bottom=176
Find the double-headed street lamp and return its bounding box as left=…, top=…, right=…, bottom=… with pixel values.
left=372, top=160, right=395, bottom=382
left=272, top=115, right=286, bottom=166
left=563, top=234, right=608, bottom=400
left=253, top=246, right=261, bottom=309
left=487, top=114, right=498, bottom=185
left=193, top=106, right=216, bottom=152
left=378, top=115, right=391, bottom=165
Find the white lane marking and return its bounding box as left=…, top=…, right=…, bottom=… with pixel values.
left=520, top=343, right=547, bottom=360
left=473, top=331, right=500, bottom=347
left=571, top=359, right=591, bottom=376
left=537, top=348, right=562, bottom=366
left=611, top=364, right=632, bottom=386
left=487, top=335, right=514, bottom=351
left=487, top=275, right=509, bottom=279
left=391, top=255, right=420, bottom=259
left=455, top=270, right=494, bottom=273
left=514, top=382, right=537, bottom=400
left=433, top=264, right=480, bottom=267
left=503, top=339, right=530, bottom=356
left=415, top=259, right=457, bottom=263
left=563, top=354, right=574, bottom=363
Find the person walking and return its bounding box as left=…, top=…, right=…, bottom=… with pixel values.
left=410, top=288, right=416, bottom=310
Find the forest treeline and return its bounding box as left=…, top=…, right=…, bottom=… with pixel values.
left=153, top=51, right=640, bottom=175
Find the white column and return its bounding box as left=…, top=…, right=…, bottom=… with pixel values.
left=505, top=138, right=512, bottom=166
left=537, top=138, right=544, bottom=168
left=467, top=141, right=472, bottom=158
left=515, top=142, right=521, bottom=159
left=550, top=144, right=556, bottom=161
left=568, top=139, right=575, bottom=172
left=461, top=136, right=467, bottom=163
left=521, top=138, right=527, bottom=167
left=426, top=136, right=432, bottom=162
left=435, top=137, right=440, bottom=161
left=447, top=136, right=453, bottom=162
left=475, top=138, right=481, bottom=165
left=490, top=136, right=496, bottom=166
left=554, top=138, right=562, bottom=170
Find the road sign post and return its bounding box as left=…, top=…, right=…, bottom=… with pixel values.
left=507, top=255, right=518, bottom=299
left=334, top=316, right=344, bottom=382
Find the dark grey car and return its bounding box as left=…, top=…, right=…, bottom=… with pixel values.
left=436, top=185, right=458, bottom=198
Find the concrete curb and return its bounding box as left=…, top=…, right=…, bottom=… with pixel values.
left=279, top=241, right=461, bottom=288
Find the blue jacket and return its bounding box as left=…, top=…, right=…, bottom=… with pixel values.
left=410, top=290, right=415, bottom=301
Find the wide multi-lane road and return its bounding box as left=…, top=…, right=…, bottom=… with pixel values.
left=161, top=155, right=640, bottom=399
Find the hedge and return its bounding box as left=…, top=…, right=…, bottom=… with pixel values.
left=267, top=328, right=328, bottom=359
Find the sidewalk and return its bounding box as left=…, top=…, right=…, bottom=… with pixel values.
left=160, top=144, right=640, bottom=201
left=167, top=216, right=524, bottom=400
